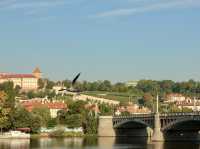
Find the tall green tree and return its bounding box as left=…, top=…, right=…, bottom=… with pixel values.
left=32, top=106, right=51, bottom=127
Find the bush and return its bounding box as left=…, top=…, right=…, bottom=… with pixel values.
left=49, top=128, right=65, bottom=137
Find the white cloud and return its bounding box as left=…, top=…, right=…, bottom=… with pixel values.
left=0, top=0, right=68, bottom=16
left=4, top=1, right=66, bottom=9
left=94, top=0, right=200, bottom=18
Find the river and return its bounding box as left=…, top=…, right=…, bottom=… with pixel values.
left=0, top=137, right=200, bottom=149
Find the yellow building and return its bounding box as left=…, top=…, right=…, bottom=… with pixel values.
left=0, top=67, right=42, bottom=91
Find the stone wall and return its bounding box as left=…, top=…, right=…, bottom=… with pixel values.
left=98, top=116, right=116, bottom=137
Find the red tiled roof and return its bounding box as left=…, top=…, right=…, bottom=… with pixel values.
left=21, top=100, right=67, bottom=112
left=85, top=104, right=100, bottom=113
left=0, top=73, right=36, bottom=79
left=166, top=93, right=185, bottom=97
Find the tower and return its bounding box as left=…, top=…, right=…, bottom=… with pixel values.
left=32, top=67, right=42, bottom=79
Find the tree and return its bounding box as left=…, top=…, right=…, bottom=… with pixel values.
left=27, top=91, right=35, bottom=99
left=12, top=107, right=42, bottom=133
left=68, top=100, right=87, bottom=114
left=0, top=107, right=10, bottom=133
left=30, top=114, right=42, bottom=133
left=112, top=82, right=128, bottom=92
left=0, top=91, right=11, bottom=132
left=159, top=80, right=174, bottom=94
left=143, top=93, right=153, bottom=102
left=62, top=80, right=71, bottom=88
left=0, top=91, right=7, bottom=105
left=64, top=114, right=82, bottom=128
left=38, top=79, right=45, bottom=89
left=57, top=109, right=67, bottom=125
left=136, top=80, right=159, bottom=94
left=82, top=112, right=98, bottom=134
left=98, top=103, right=113, bottom=116
left=0, top=82, right=16, bottom=109
left=47, top=118, right=57, bottom=128
left=46, top=79, right=55, bottom=89
left=12, top=107, right=33, bottom=129
left=32, top=106, right=51, bottom=127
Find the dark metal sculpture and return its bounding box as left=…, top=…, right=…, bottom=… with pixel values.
left=59, top=73, right=81, bottom=93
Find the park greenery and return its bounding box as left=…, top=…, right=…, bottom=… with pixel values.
left=0, top=82, right=99, bottom=135
left=37, top=78, right=200, bottom=99
left=0, top=79, right=200, bottom=135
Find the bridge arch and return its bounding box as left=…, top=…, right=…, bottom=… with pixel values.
left=113, top=119, right=153, bottom=137
left=162, top=118, right=200, bottom=132
left=113, top=119, right=149, bottom=129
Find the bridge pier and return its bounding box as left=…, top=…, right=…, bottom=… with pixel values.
left=98, top=116, right=116, bottom=137
left=152, top=113, right=164, bottom=141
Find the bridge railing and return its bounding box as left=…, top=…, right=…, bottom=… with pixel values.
left=160, top=112, right=200, bottom=117
left=113, top=113, right=154, bottom=118
left=113, top=112, right=200, bottom=118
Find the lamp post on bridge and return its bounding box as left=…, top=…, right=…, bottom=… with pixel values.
left=152, top=94, right=164, bottom=141
left=156, top=94, right=159, bottom=114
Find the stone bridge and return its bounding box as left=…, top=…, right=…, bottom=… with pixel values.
left=98, top=112, right=200, bottom=141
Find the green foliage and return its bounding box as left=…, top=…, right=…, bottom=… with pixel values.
left=12, top=107, right=33, bottom=128
left=12, top=107, right=42, bottom=133
left=136, top=80, right=160, bottom=95
left=64, top=114, right=82, bottom=128
left=57, top=100, right=98, bottom=134
left=32, top=106, right=51, bottom=127
left=46, top=80, right=55, bottom=89
left=169, top=105, right=182, bottom=113
left=57, top=110, right=67, bottom=125
left=30, top=114, right=42, bottom=133
left=98, top=103, right=113, bottom=116
left=47, top=118, right=57, bottom=128
left=49, top=128, right=64, bottom=137
left=27, top=90, right=56, bottom=99
left=121, top=111, right=131, bottom=116
left=0, top=109, right=10, bottom=132
left=68, top=100, right=87, bottom=114
left=182, top=107, right=193, bottom=113
left=82, top=112, right=98, bottom=134
left=27, top=91, right=35, bottom=99
left=57, top=111, right=82, bottom=128
left=0, top=82, right=17, bottom=109
left=38, top=79, right=45, bottom=89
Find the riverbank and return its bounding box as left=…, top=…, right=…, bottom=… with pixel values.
left=31, top=132, right=97, bottom=139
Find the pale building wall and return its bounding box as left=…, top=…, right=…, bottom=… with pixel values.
left=50, top=109, right=60, bottom=118
left=0, top=77, right=38, bottom=90
left=21, top=78, right=38, bottom=90
left=74, top=94, right=120, bottom=105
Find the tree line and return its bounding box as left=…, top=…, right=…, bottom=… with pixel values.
left=37, top=78, right=200, bottom=101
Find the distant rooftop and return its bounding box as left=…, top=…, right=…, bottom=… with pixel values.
left=0, top=73, right=36, bottom=79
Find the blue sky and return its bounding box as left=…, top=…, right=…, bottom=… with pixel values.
left=0, top=0, right=200, bottom=82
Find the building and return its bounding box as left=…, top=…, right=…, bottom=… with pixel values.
left=176, top=98, right=200, bottom=111
left=115, top=102, right=151, bottom=115
left=20, top=98, right=67, bottom=118
left=165, top=93, right=186, bottom=103
left=0, top=67, right=41, bottom=91
left=125, top=81, right=138, bottom=87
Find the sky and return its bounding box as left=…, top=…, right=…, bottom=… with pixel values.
left=0, top=0, right=200, bottom=82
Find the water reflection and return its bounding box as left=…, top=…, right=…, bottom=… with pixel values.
left=0, top=139, right=30, bottom=149
left=0, top=137, right=200, bottom=149
left=31, top=138, right=84, bottom=149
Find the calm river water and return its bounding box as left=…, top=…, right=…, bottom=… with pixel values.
left=0, top=137, right=200, bottom=149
